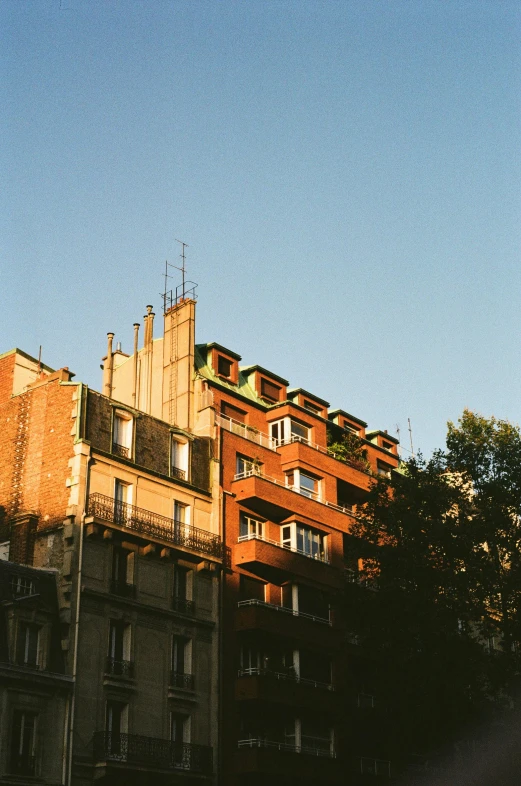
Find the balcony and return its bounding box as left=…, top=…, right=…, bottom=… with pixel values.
left=357, top=757, right=391, bottom=778
left=236, top=668, right=335, bottom=711
left=234, top=535, right=343, bottom=588
left=105, top=657, right=134, bottom=678
left=235, top=600, right=335, bottom=649
left=171, top=466, right=187, bottom=481
left=170, top=671, right=195, bottom=690
left=87, top=493, right=222, bottom=560
left=216, top=413, right=276, bottom=451
left=172, top=596, right=196, bottom=615
left=112, top=442, right=130, bottom=459
left=231, top=471, right=356, bottom=529
left=236, top=739, right=339, bottom=780
left=93, top=732, right=212, bottom=774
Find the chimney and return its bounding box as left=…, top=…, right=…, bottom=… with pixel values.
left=132, top=322, right=140, bottom=406
left=102, top=332, right=115, bottom=398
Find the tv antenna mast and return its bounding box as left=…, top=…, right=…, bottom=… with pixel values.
left=161, top=239, right=198, bottom=313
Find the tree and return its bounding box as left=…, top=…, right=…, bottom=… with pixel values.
left=347, top=411, right=521, bottom=774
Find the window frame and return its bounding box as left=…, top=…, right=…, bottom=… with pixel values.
left=112, top=409, right=134, bottom=460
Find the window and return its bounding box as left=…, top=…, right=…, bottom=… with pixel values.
left=112, top=411, right=133, bottom=459
left=171, top=635, right=193, bottom=688
left=236, top=454, right=262, bottom=476
left=171, top=437, right=189, bottom=481
left=260, top=379, right=281, bottom=403
left=173, top=501, right=188, bottom=525
left=105, top=701, right=128, bottom=758
left=170, top=712, right=191, bottom=768
left=298, top=649, right=331, bottom=685
left=16, top=622, right=39, bottom=667
left=296, top=584, right=330, bottom=621
left=110, top=547, right=135, bottom=597
left=377, top=460, right=393, bottom=479
left=303, top=400, right=322, bottom=415
left=173, top=565, right=194, bottom=614
left=10, top=710, right=37, bottom=776
left=290, top=420, right=310, bottom=444
left=285, top=469, right=320, bottom=499
left=382, top=440, right=393, bottom=451
left=217, top=355, right=233, bottom=378
left=221, top=401, right=247, bottom=423
left=300, top=720, right=333, bottom=755
left=240, top=575, right=266, bottom=602
left=10, top=575, right=35, bottom=597
left=281, top=523, right=328, bottom=561
left=239, top=513, right=265, bottom=540
left=114, top=480, right=132, bottom=524
left=270, top=420, right=285, bottom=446
left=107, top=620, right=132, bottom=677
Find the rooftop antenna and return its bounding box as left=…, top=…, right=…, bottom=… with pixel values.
left=408, top=417, right=415, bottom=458
left=174, top=239, right=188, bottom=299
left=37, top=346, right=42, bottom=375
left=161, top=240, right=198, bottom=313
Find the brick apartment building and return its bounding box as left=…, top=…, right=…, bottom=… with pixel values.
left=0, top=335, right=222, bottom=785
left=0, top=292, right=400, bottom=785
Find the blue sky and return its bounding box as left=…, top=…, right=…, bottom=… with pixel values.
left=2, top=0, right=520, bottom=457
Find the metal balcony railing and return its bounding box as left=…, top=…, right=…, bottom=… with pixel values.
left=233, top=470, right=356, bottom=519
left=216, top=414, right=276, bottom=450
left=170, top=671, right=195, bottom=690
left=237, top=599, right=331, bottom=626
left=170, top=466, right=187, bottom=481
left=88, top=493, right=222, bottom=559
left=112, top=443, right=130, bottom=459
left=359, top=757, right=391, bottom=777
left=238, top=738, right=335, bottom=758
left=172, top=596, right=195, bottom=615
left=238, top=666, right=334, bottom=691
left=238, top=532, right=330, bottom=564
left=105, top=658, right=134, bottom=678
left=93, top=732, right=212, bottom=773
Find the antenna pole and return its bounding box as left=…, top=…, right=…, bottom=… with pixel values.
left=408, top=418, right=414, bottom=458
left=175, top=239, right=188, bottom=299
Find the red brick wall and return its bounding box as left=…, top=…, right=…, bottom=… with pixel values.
left=0, top=377, right=78, bottom=544
left=0, top=353, right=15, bottom=406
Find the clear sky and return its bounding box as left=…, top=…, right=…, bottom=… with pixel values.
left=2, top=0, right=520, bottom=458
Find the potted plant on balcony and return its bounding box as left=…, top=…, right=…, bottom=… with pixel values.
left=327, top=430, right=370, bottom=474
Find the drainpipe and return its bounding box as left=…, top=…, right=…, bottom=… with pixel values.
left=132, top=323, right=140, bottom=407
left=218, top=425, right=234, bottom=786
left=67, top=451, right=93, bottom=786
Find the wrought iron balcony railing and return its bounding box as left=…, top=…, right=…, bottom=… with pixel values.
left=170, top=671, right=195, bottom=690
left=105, top=657, right=134, bottom=678
left=88, top=493, right=223, bottom=559
left=172, top=596, right=196, bottom=615
left=93, top=732, right=212, bottom=773
left=112, top=442, right=130, bottom=459
left=171, top=466, right=187, bottom=481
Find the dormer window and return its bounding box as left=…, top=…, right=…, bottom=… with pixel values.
left=260, top=379, right=282, bottom=403
left=112, top=410, right=133, bottom=459
left=217, top=355, right=233, bottom=378
left=303, top=400, right=322, bottom=415
left=171, top=436, right=189, bottom=481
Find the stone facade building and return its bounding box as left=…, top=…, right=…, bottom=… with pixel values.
left=0, top=294, right=400, bottom=785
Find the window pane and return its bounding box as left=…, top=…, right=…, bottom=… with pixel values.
left=299, top=474, right=316, bottom=494
left=291, top=421, right=309, bottom=441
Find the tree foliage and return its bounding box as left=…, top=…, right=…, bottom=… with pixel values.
left=347, top=410, right=521, bottom=767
